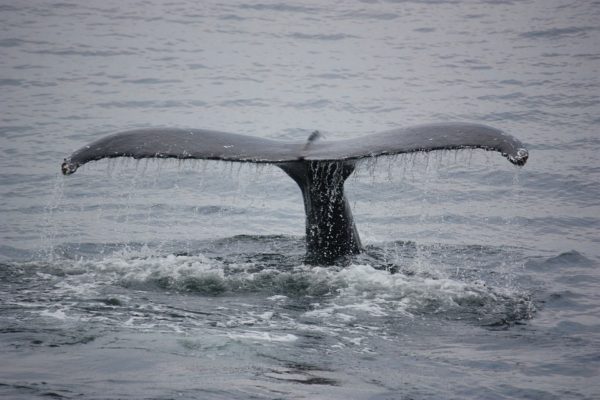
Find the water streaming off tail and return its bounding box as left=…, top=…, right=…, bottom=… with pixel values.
left=37, top=149, right=535, bottom=334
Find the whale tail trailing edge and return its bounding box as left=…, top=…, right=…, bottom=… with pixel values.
left=61, top=123, right=528, bottom=264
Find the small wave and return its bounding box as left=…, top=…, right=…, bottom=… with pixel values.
left=286, top=32, right=358, bottom=41
left=25, top=48, right=137, bottom=57
left=187, top=63, right=208, bottom=70
left=414, top=27, right=436, bottom=33
left=121, top=78, right=182, bottom=85
left=520, top=26, right=599, bottom=39
left=219, top=99, right=269, bottom=107
left=228, top=331, right=298, bottom=343
left=40, top=309, right=68, bottom=320
left=335, top=11, right=398, bottom=21
left=526, top=250, right=596, bottom=270
left=218, top=14, right=245, bottom=21
left=0, top=79, right=23, bottom=86
left=96, top=100, right=198, bottom=109
left=239, top=4, right=319, bottom=13
left=285, top=99, right=333, bottom=109
left=0, top=38, right=52, bottom=47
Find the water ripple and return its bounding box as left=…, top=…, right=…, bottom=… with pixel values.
left=25, top=48, right=136, bottom=57
left=286, top=32, right=358, bottom=41
left=520, top=26, right=599, bottom=39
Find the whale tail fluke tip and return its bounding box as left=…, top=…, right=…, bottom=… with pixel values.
left=61, top=159, right=78, bottom=175
left=509, top=148, right=529, bottom=166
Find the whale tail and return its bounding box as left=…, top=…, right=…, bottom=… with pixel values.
left=61, top=123, right=528, bottom=264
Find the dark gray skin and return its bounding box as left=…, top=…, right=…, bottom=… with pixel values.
left=278, top=160, right=362, bottom=264
left=61, top=122, right=528, bottom=265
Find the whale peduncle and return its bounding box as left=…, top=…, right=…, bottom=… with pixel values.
left=277, top=160, right=361, bottom=264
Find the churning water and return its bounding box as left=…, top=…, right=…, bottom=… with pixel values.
left=1, top=1, right=599, bottom=399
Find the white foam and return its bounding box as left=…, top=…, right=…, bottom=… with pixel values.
left=267, top=295, right=288, bottom=301
left=227, top=331, right=298, bottom=343
left=34, top=250, right=528, bottom=337
left=258, top=311, right=274, bottom=320
left=40, top=309, right=68, bottom=320
left=292, top=262, right=524, bottom=326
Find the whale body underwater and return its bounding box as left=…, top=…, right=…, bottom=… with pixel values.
left=61, top=122, right=529, bottom=264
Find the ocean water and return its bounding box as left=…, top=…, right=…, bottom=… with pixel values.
left=1, top=0, right=599, bottom=399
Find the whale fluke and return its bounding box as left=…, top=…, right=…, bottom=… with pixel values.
left=61, top=123, right=528, bottom=264
left=303, top=123, right=528, bottom=165
left=61, top=128, right=304, bottom=175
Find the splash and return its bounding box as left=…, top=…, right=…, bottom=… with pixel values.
left=18, top=244, right=536, bottom=333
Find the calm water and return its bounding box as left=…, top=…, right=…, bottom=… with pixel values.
left=1, top=1, right=600, bottom=399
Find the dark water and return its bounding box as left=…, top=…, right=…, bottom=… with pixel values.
left=1, top=1, right=600, bottom=399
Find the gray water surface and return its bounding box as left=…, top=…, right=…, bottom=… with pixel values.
left=1, top=1, right=600, bottom=399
